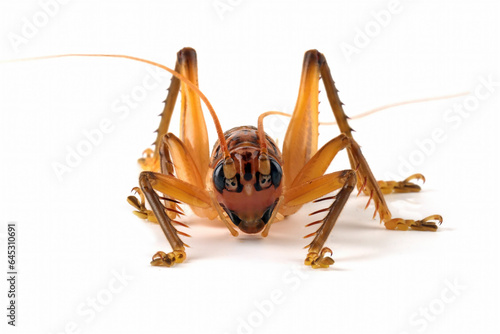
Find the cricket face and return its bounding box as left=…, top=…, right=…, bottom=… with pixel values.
left=212, top=152, right=282, bottom=234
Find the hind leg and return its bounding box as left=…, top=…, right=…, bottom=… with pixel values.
left=291, top=49, right=442, bottom=231
left=138, top=47, right=209, bottom=178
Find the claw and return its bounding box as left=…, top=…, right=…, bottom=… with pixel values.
left=411, top=214, right=442, bottom=231
left=151, top=251, right=172, bottom=267
left=127, top=191, right=158, bottom=223
left=404, top=173, right=426, bottom=184
left=385, top=214, right=442, bottom=232
left=377, top=174, right=426, bottom=194
left=128, top=187, right=146, bottom=210
left=305, top=247, right=335, bottom=269
left=320, top=247, right=333, bottom=257
left=127, top=196, right=142, bottom=210
left=395, top=173, right=426, bottom=193
left=421, top=214, right=443, bottom=225
left=150, top=250, right=186, bottom=267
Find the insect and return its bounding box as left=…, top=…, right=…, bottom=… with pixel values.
left=4, top=48, right=443, bottom=269
left=124, top=47, right=443, bottom=268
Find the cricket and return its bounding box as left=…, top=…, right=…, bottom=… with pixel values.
left=4, top=48, right=449, bottom=269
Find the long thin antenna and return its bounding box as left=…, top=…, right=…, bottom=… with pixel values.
left=256, top=111, right=291, bottom=175
left=257, top=92, right=470, bottom=128
left=257, top=111, right=291, bottom=153
left=1, top=53, right=232, bottom=160
left=320, top=91, right=470, bottom=125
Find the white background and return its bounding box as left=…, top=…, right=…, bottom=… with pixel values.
left=1, top=0, right=499, bottom=333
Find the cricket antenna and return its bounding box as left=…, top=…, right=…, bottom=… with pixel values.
left=1, top=53, right=236, bottom=176
left=256, top=111, right=291, bottom=175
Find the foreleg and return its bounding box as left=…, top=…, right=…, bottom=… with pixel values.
left=284, top=170, right=356, bottom=268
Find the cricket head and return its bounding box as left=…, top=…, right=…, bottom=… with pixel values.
left=212, top=149, right=283, bottom=234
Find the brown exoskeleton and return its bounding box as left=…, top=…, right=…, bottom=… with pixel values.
left=5, top=49, right=443, bottom=268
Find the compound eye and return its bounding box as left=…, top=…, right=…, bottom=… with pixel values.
left=213, top=161, right=243, bottom=193
left=225, top=177, right=238, bottom=191
left=259, top=174, right=272, bottom=189
left=270, top=158, right=282, bottom=187
left=213, top=162, right=225, bottom=193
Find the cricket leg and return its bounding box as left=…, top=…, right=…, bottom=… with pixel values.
left=283, top=170, right=357, bottom=269
left=282, top=134, right=353, bottom=268
left=138, top=171, right=212, bottom=267
left=138, top=59, right=181, bottom=172
left=281, top=49, right=321, bottom=190
left=314, top=50, right=442, bottom=231
left=138, top=47, right=209, bottom=178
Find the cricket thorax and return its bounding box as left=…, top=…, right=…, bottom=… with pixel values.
left=210, top=126, right=283, bottom=234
